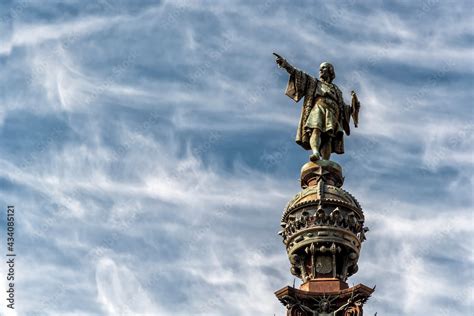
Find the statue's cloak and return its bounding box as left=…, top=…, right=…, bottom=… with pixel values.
left=285, top=69, right=351, bottom=154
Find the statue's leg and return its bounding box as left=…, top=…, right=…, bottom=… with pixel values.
left=320, top=138, right=332, bottom=160
left=309, top=129, right=321, bottom=161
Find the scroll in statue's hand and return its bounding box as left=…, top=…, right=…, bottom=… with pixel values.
left=351, top=90, right=361, bottom=128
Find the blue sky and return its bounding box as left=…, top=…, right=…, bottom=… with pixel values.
left=0, top=0, right=473, bottom=315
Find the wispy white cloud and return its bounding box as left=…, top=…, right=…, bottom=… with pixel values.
left=96, top=258, right=165, bottom=315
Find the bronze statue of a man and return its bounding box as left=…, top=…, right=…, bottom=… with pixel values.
left=274, top=53, right=360, bottom=161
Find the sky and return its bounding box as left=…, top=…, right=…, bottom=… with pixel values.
left=0, top=0, right=473, bottom=315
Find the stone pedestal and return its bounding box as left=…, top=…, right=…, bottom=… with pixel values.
left=275, top=283, right=374, bottom=316
left=300, top=278, right=348, bottom=292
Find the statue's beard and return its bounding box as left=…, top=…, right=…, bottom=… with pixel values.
left=320, top=72, right=331, bottom=83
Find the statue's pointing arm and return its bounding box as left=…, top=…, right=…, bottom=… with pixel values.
left=273, top=53, right=309, bottom=102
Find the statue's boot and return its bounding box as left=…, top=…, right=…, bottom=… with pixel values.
left=309, top=152, right=320, bottom=162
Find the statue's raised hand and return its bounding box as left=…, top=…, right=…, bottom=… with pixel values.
left=273, top=52, right=288, bottom=69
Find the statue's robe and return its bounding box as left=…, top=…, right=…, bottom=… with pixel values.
left=285, top=68, right=351, bottom=154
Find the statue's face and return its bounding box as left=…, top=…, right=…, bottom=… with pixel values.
left=319, top=62, right=333, bottom=82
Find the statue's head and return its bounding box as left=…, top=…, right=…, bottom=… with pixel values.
left=319, top=62, right=335, bottom=82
